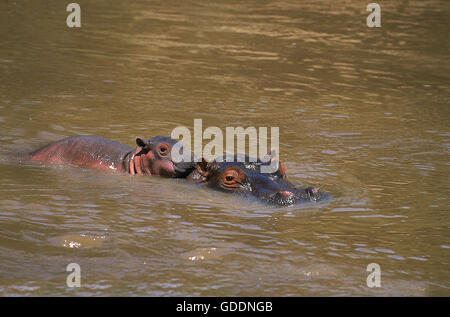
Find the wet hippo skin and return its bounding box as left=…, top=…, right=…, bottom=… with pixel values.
left=187, top=155, right=326, bottom=207
left=29, top=135, right=195, bottom=178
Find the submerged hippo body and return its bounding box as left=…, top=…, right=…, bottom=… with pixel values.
left=188, top=155, right=326, bottom=207
left=29, top=135, right=195, bottom=177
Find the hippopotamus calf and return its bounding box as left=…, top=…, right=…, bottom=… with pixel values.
left=187, top=155, right=326, bottom=207
left=29, top=135, right=195, bottom=177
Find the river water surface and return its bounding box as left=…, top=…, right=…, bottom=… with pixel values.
left=0, top=0, right=449, bottom=296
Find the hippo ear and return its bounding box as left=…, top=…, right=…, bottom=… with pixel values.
left=136, top=138, right=147, bottom=148
left=279, top=162, right=287, bottom=179
left=135, top=138, right=150, bottom=155
left=196, top=158, right=210, bottom=177
left=267, top=150, right=288, bottom=179
left=269, top=149, right=278, bottom=160
left=263, top=149, right=280, bottom=173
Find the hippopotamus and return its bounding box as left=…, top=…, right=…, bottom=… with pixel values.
left=29, top=135, right=195, bottom=177
left=187, top=155, right=326, bottom=207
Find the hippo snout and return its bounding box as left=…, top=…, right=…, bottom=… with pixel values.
left=265, top=190, right=297, bottom=206
left=305, top=186, right=323, bottom=202
left=263, top=187, right=325, bottom=206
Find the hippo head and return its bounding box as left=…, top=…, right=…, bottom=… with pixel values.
left=130, top=136, right=196, bottom=177
left=188, top=155, right=324, bottom=207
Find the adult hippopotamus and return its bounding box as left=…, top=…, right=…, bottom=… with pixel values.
left=187, top=154, right=325, bottom=206
left=29, top=135, right=195, bottom=177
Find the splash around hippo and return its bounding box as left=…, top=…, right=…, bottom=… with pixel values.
left=29, top=135, right=195, bottom=178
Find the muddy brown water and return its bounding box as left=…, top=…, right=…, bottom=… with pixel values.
left=0, top=0, right=449, bottom=296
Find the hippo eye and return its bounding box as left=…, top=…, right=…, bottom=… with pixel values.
left=157, top=144, right=170, bottom=156
left=222, top=168, right=243, bottom=188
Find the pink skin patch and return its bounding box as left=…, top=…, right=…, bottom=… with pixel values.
left=279, top=191, right=294, bottom=197
left=130, top=148, right=154, bottom=175
left=151, top=160, right=175, bottom=176
left=134, top=155, right=143, bottom=175
left=128, top=151, right=174, bottom=176
left=141, top=156, right=152, bottom=175
left=129, top=156, right=135, bottom=175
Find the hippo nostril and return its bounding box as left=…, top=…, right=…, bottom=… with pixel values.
left=269, top=190, right=296, bottom=206
left=306, top=186, right=322, bottom=202
left=306, top=186, right=316, bottom=194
